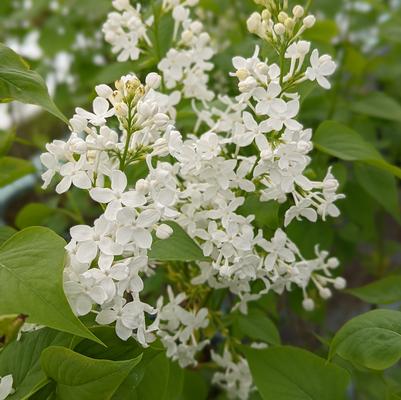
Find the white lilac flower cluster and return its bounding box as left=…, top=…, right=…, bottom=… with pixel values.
left=103, top=0, right=215, bottom=102
left=40, top=1, right=346, bottom=399
left=102, top=0, right=153, bottom=62
left=158, top=0, right=215, bottom=101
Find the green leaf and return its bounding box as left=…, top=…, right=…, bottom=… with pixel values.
left=149, top=221, right=208, bottom=261
left=15, top=202, right=63, bottom=230
left=0, top=130, right=15, bottom=155
left=238, top=195, right=279, bottom=230
left=329, top=309, right=401, bottom=370
left=41, top=346, right=142, bottom=400
left=355, top=163, right=400, bottom=221
left=179, top=370, right=208, bottom=400
left=0, top=328, right=73, bottom=400
left=233, top=311, right=281, bottom=345
left=0, top=43, right=68, bottom=124
left=303, top=20, right=339, bottom=44
left=0, top=226, right=17, bottom=245
left=244, top=346, right=350, bottom=400
left=0, top=227, right=101, bottom=344
left=347, top=276, right=401, bottom=305
left=131, top=353, right=184, bottom=400
left=314, top=121, right=401, bottom=179
left=0, top=156, right=34, bottom=187
left=351, top=92, right=401, bottom=122
left=74, top=326, right=143, bottom=361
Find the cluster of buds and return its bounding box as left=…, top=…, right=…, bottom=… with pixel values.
left=248, top=1, right=316, bottom=46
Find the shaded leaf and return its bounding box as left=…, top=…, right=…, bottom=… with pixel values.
left=149, top=221, right=208, bottom=261
left=329, top=309, right=401, bottom=370
left=0, top=156, right=34, bottom=187
left=0, top=43, right=68, bottom=123
left=314, top=121, right=401, bottom=179
left=244, top=346, right=350, bottom=400
left=0, top=227, right=101, bottom=344
left=41, top=346, right=141, bottom=400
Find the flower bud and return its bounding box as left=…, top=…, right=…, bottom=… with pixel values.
left=303, top=15, right=316, bottom=28
left=145, top=72, right=161, bottom=89
left=181, top=30, right=193, bottom=44
left=69, top=115, right=87, bottom=132
left=247, top=12, right=262, bottom=34
left=278, top=11, right=288, bottom=23
left=235, top=68, right=249, bottom=81
left=334, top=277, right=347, bottom=290
left=302, top=298, right=315, bottom=311
left=292, top=5, right=304, bottom=18
left=319, top=288, right=332, bottom=299
left=238, top=76, right=257, bottom=92
left=156, top=224, right=174, bottom=240
left=284, top=18, right=295, bottom=31
left=255, top=62, right=269, bottom=76
left=261, top=9, right=271, bottom=21
left=274, top=23, right=286, bottom=36
left=136, top=179, right=150, bottom=194
left=327, top=257, right=340, bottom=269
left=154, top=113, right=170, bottom=127
left=95, top=84, right=113, bottom=99
left=114, top=102, right=128, bottom=117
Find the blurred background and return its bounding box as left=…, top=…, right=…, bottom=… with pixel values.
left=1, top=1, right=401, bottom=397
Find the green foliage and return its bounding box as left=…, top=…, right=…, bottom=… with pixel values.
left=149, top=221, right=208, bottom=261
left=351, top=92, right=401, bottom=122
left=347, top=275, right=401, bottom=304
left=329, top=310, right=401, bottom=370
left=232, top=310, right=281, bottom=345
left=0, top=43, right=68, bottom=123
left=41, top=346, right=142, bottom=400
left=314, top=121, right=401, bottom=178
left=244, top=346, right=350, bottom=400
left=0, top=227, right=100, bottom=343
left=0, top=156, right=34, bottom=187
left=0, top=328, right=73, bottom=399
left=128, top=353, right=184, bottom=400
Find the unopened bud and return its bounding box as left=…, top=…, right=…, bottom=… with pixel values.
left=274, top=23, right=286, bottom=36
left=95, top=84, right=113, bottom=99
left=115, top=102, right=128, bottom=117
left=334, top=277, right=347, bottom=290
left=319, top=288, right=332, bottom=299
left=302, top=298, right=315, bottom=311
left=136, top=179, right=150, bottom=194
left=247, top=12, right=262, bottom=34
left=156, top=224, right=174, bottom=240
left=261, top=9, right=271, bottom=21
left=303, top=15, right=316, bottom=28
left=327, top=257, right=340, bottom=269
left=145, top=72, right=161, bottom=89
left=278, top=11, right=288, bottom=23
left=236, top=68, right=249, bottom=81
left=293, top=5, right=304, bottom=18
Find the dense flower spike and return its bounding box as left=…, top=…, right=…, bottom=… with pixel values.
left=40, top=1, right=345, bottom=399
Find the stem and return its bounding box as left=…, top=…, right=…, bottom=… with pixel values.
left=119, top=102, right=135, bottom=171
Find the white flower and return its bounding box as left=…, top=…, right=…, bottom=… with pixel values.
left=306, top=49, right=336, bottom=89
left=90, top=170, right=146, bottom=220
left=284, top=198, right=318, bottom=226
left=266, top=99, right=302, bottom=131
left=0, top=375, right=13, bottom=400
left=56, top=156, right=92, bottom=194
left=69, top=217, right=122, bottom=264
left=76, top=97, right=115, bottom=126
